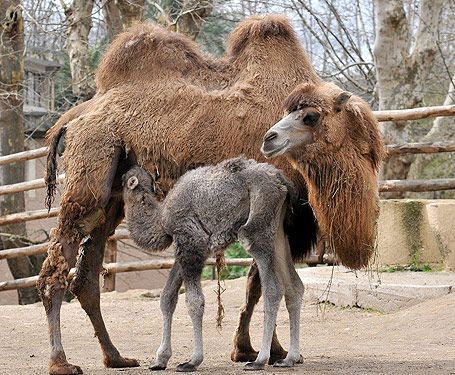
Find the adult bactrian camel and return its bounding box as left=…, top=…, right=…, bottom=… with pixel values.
left=38, top=15, right=382, bottom=375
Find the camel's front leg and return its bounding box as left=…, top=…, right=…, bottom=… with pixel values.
left=231, top=263, right=288, bottom=365
left=177, top=275, right=205, bottom=372
left=231, top=262, right=261, bottom=362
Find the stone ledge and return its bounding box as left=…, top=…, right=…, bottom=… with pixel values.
left=298, top=267, right=454, bottom=313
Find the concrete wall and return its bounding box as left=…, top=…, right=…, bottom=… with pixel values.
left=376, top=199, right=455, bottom=270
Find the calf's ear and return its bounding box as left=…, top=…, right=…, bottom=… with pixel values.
left=334, top=91, right=352, bottom=112
left=127, top=176, right=139, bottom=190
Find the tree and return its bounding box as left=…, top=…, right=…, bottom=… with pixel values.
left=176, top=0, right=213, bottom=40
left=373, top=0, right=444, bottom=195
left=0, top=0, right=41, bottom=304
left=103, top=0, right=145, bottom=42
left=61, top=0, right=96, bottom=102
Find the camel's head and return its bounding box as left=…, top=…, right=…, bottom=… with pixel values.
left=261, top=82, right=384, bottom=171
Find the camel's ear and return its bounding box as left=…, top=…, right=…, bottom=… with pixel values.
left=334, top=91, right=352, bottom=112
left=127, top=176, right=139, bottom=190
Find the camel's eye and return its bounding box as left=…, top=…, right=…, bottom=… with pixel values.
left=303, top=112, right=320, bottom=127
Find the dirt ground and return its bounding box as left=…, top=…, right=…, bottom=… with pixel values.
left=1, top=276, right=455, bottom=375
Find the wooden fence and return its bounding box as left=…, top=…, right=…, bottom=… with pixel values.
left=1, top=104, right=455, bottom=293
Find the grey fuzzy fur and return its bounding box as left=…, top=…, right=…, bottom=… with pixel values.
left=123, top=157, right=304, bottom=371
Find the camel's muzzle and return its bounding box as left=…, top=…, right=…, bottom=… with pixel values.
left=261, top=111, right=313, bottom=158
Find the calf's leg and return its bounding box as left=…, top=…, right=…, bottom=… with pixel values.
left=150, top=263, right=183, bottom=370
left=243, top=260, right=283, bottom=371
left=274, top=266, right=304, bottom=367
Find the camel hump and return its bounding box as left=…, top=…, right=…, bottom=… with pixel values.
left=95, top=23, right=206, bottom=93
left=227, top=14, right=298, bottom=57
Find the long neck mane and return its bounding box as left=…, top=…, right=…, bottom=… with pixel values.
left=292, top=153, right=379, bottom=269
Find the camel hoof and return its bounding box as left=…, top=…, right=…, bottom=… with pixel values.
left=104, top=355, right=139, bottom=368
left=149, top=363, right=167, bottom=371
left=268, top=350, right=287, bottom=365
left=231, top=350, right=258, bottom=363
left=176, top=361, right=198, bottom=372
left=49, top=362, right=83, bottom=375
left=243, top=361, right=265, bottom=371
left=273, top=354, right=304, bottom=367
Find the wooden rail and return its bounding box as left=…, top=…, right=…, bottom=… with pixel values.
left=0, top=207, right=59, bottom=226
left=0, top=142, right=454, bottom=201
left=0, top=228, right=130, bottom=260
left=386, top=142, right=455, bottom=156
left=379, top=178, right=455, bottom=193
left=1, top=176, right=455, bottom=227
left=0, top=147, right=47, bottom=166
left=0, top=174, right=65, bottom=196
left=0, top=258, right=254, bottom=291
left=373, top=104, right=455, bottom=122
left=0, top=104, right=453, bottom=167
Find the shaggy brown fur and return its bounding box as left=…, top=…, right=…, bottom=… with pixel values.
left=264, top=82, right=385, bottom=269
left=45, top=14, right=320, bottom=255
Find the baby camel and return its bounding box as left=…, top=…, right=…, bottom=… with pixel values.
left=122, top=158, right=303, bottom=372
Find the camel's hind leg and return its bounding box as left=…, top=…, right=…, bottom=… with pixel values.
left=38, top=146, right=138, bottom=373
left=231, top=263, right=260, bottom=361
left=73, top=197, right=139, bottom=369
left=39, top=235, right=81, bottom=375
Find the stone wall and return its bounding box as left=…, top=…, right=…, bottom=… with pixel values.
left=376, top=200, right=455, bottom=270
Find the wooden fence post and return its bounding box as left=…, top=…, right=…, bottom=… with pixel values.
left=102, top=239, right=117, bottom=292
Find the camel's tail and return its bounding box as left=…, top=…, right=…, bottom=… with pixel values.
left=45, top=126, right=66, bottom=212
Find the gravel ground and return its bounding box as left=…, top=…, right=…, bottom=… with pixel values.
left=2, top=276, right=455, bottom=374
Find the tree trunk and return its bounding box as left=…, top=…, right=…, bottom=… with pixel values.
left=103, top=0, right=123, bottom=42
left=176, top=0, right=213, bottom=40
left=103, top=0, right=144, bottom=42
left=117, top=0, right=144, bottom=29
left=64, top=0, right=95, bottom=102
left=373, top=0, right=444, bottom=196
left=0, top=1, right=41, bottom=304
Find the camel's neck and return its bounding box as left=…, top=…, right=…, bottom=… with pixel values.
left=291, top=154, right=379, bottom=269
left=125, top=189, right=172, bottom=251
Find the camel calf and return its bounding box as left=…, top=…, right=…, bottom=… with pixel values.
left=122, top=158, right=303, bottom=372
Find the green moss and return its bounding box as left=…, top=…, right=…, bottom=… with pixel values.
left=401, top=200, right=425, bottom=268
left=434, top=231, right=449, bottom=259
